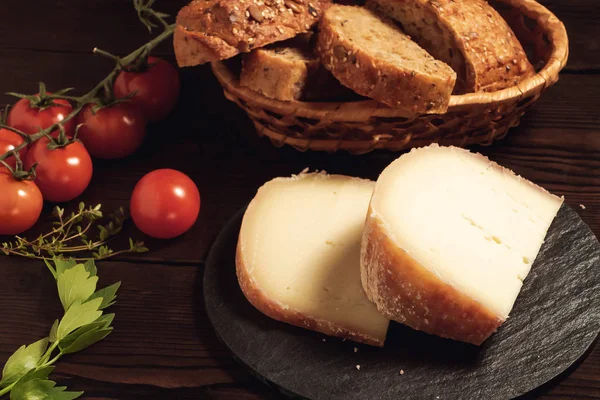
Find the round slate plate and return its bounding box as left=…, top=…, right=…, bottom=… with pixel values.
left=204, top=204, right=600, bottom=400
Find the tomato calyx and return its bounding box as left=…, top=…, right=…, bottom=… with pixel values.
left=7, top=82, right=77, bottom=111
left=89, top=87, right=139, bottom=115
left=122, top=52, right=160, bottom=73
left=0, top=151, right=37, bottom=182
left=44, top=123, right=81, bottom=150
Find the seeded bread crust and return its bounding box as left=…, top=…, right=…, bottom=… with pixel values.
left=316, top=5, right=456, bottom=113
left=174, top=0, right=332, bottom=67
left=240, top=35, right=351, bottom=101
left=366, top=0, right=535, bottom=93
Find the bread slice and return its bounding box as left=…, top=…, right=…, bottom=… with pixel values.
left=366, top=0, right=536, bottom=93
left=240, top=35, right=351, bottom=101
left=237, top=172, right=390, bottom=346
left=174, top=0, right=331, bottom=67
left=316, top=5, right=456, bottom=113
left=361, top=145, right=563, bottom=345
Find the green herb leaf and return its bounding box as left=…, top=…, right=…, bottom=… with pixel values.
left=87, top=282, right=121, bottom=310
left=58, top=314, right=114, bottom=350
left=59, top=328, right=113, bottom=355
left=45, top=388, right=84, bottom=400
left=10, top=378, right=83, bottom=400
left=49, top=320, right=59, bottom=343
left=98, top=226, right=108, bottom=241
left=0, top=338, right=49, bottom=388
left=19, top=366, right=55, bottom=383
left=53, top=258, right=77, bottom=277
left=10, top=378, right=54, bottom=400
left=57, top=265, right=98, bottom=311
left=82, top=259, right=97, bottom=278
left=43, top=259, right=58, bottom=280
left=53, top=207, right=64, bottom=218
left=56, top=299, right=103, bottom=340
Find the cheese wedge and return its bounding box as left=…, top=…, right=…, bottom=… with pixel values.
left=361, top=145, right=563, bottom=345
left=237, top=172, right=390, bottom=346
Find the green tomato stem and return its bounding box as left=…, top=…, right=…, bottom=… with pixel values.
left=0, top=23, right=175, bottom=162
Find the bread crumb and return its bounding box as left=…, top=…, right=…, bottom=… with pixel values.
left=356, top=365, right=361, bottom=370
left=353, top=347, right=358, bottom=353
left=399, top=370, right=404, bottom=375
left=580, top=204, right=586, bottom=210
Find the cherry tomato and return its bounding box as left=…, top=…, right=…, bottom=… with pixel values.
left=77, top=102, right=147, bottom=159
left=7, top=94, right=75, bottom=136
left=0, top=128, right=28, bottom=168
left=114, top=56, right=180, bottom=122
left=24, top=137, right=93, bottom=203
left=0, top=168, right=43, bottom=235
left=130, top=169, right=200, bottom=239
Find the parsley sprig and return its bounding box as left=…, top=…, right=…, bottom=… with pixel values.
left=0, top=258, right=120, bottom=399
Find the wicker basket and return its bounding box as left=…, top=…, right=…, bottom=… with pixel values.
left=211, top=0, right=569, bottom=154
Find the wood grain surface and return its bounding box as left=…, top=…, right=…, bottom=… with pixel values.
left=0, top=0, right=598, bottom=399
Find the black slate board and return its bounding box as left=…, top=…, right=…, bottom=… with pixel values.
left=204, top=204, right=600, bottom=400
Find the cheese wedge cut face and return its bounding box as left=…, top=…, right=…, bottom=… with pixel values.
left=237, top=173, right=390, bottom=346
left=361, top=145, right=563, bottom=345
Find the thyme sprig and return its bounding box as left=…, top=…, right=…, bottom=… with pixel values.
left=1, top=203, right=148, bottom=261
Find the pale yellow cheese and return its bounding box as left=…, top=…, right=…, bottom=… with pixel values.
left=238, top=172, right=390, bottom=345
left=370, top=145, right=564, bottom=319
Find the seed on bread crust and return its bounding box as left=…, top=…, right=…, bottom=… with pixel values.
left=174, top=0, right=332, bottom=67
left=316, top=5, right=456, bottom=113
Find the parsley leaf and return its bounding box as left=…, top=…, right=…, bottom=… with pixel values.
left=1, top=256, right=121, bottom=399
left=60, top=328, right=113, bottom=355
left=0, top=338, right=48, bottom=388
left=57, top=298, right=103, bottom=341
left=57, top=264, right=98, bottom=311
left=58, top=314, right=114, bottom=352
left=87, top=282, right=121, bottom=310
left=10, top=378, right=82, bottom=400
left=49, top=321, right=59, bottom=344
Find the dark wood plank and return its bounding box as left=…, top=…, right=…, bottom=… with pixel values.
left=0, top=257, right=597, bottom=399
left=0, top=259, right=255, bottom=398
left=1, top=59, right=599, bottom=264
left=0, top=0, right=598, bottom=71
left=1, top=1, right=599, bottom=399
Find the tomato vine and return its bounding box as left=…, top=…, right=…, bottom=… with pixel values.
left=0, top=0, right=175, bottom=163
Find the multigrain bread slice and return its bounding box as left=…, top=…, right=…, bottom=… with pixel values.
left=360, top=145, right=563, bottom=345
left=317, top=5, right=456, bottom=113
left=366, top=0, right=536, bottom=93
left=237, top=172, right=390, bottom=346
left=240, top=35, right=351, bottom=101
left=174, top=0, right=331, bottom=67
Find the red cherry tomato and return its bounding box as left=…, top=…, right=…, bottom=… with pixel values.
left=114, top=56, right=180, bottom=122
left=24, top=137, right=93, bottom=203
left=0, top=168, right=43, bottom=235
left=77, top=102, right=147, bottom=159
left=130, top=169, right=200, bottom=239
left=0, top=128, right=28, bottom=168
left=7, top=94, right=75, bottom=136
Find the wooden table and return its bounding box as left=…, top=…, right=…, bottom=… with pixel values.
left=0, top=1, right=598, bottom=399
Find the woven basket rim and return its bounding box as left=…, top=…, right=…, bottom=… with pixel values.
left=211, top=0, right=568, bottom=120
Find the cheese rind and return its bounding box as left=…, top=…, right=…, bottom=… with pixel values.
left=361, top=145, right=563, bottom=345
left=237, top=172, right=390, bottom=346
